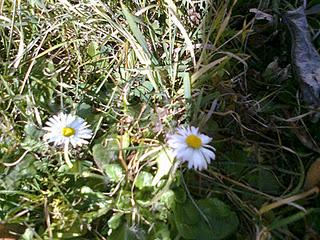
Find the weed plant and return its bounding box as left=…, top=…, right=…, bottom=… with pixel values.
left=1, top=0, right=320, bottom=239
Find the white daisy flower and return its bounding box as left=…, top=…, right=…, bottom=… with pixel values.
left=167, top=126, right=216, bottom=170
left=43, top=113, right=93, bottom=148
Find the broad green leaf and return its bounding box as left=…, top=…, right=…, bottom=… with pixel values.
left=132, top=81, right=154, bottom=102
left=82, top=207, right=111, bottom=223
left=115, top=191, right=132, bottom=210
left=153, top=223, right=171, bottom=240
left=56, top=218, right=87, bottom=239
left=222, top=149, right=248, bottom=178
left=247, top=168, right=281, bottom=195
left=135, top=171, right=153, bottom=190
left=174, top=222, right=197, bottom=239
left=160, top=190, right=175, bottom=209
left=306, top=208, right=320, bottom=232
left=174, top=198, right=239, bottom=240
left=109, top=224, right=146, bottom=240
left=82, top=206, right=111, bottom=223
left=196, top=198, right=239, bottom=239
left=5, top=154, right=37, bottom=189
left=77, top=103, right=92, bottom=119
left=92, top=143, right=110, bottom=167
left=174, top=199, right=201, bottom=226
left=92, top=139, right=118, bottom=169
left=104, top=164, right=124, bottom=182
left=28, top=0, right=45, bottom=8
left=22, top=123, right=44, bottom=151
left=108, top=213, right=124, bottom=229
left=24, top=123, right=42, bottom=138
left=21, top=227, right=34, bottom=240
left=174, top=187, right=187, bottom=203
left=87, top=41, right=99, bottom=58
left=79, top=186, right=112, bottom=222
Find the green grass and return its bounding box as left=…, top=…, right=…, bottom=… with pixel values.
left=1, top=0, right=320, bottom=239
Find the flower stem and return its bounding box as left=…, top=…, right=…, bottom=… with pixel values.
left=64, top=143, right=73, bottom=168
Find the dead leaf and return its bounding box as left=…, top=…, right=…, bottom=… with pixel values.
left=249, top=8, right=273, bottom=21
left=284, top=7, right=320, bottom=108
left=0, top=223, right=25, bottom=240
left=304, top=158, right=320, bottom=190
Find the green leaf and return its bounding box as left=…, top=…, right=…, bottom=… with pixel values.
left=55, top=218, right=87, bottom=239
left=115, top=191, right=132, bottom=209
left=21, top=227, right=34, bottom=240
left=175, top=222, right=197, bottom=239
left=153, top=223, right=171, bottom=240
left=196, top=198, right=239, bottom=239
left=132, top=81, right=154, bottom=102
left=24, top=123, right=42, bottom=138
left=174, top=187, right=187, bottom=203
left=173, top=198, right=239, bottom=240
left=247, top=168, right=281, bottom=195
left=77, top=103, right=93, bottom=119
left=108, top=213, right=124, bottom=229
left=109, top=224, right=146, bottom=240
left=160, top=190, right=175, bottom=209
left=22, top=123, right=44, bottom=151
left=87, top=41, right=99, bottom=58
left=121, top=3, right=155, bottom=64
left=82, top=207, right=110, bottom=223
left=92, top=144, right=111, bottom=168
left=92, top=139, right=119, bottom=169
left=306, top=208, right=320, bottom=232
left=28, top=0, right=45, bottom=8
left=222, top=149, right=248, bottom=178
left=79, top=186, right=112, bottom=222
left=104, top=164, right=124, bottom=182
left=5, top=154, right=37, bottom=189
left=174, top=199, right=201, bottom=226
left=135, top=171, right=153, bottom=190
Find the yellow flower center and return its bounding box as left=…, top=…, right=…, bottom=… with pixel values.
left=185, top=134, right=202, bottom=149
left=62, top=127, right=76, bottom=137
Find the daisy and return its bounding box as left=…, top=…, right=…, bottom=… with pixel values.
left=43, top=112, right=93, bottom=148
left=167, top=126, right=215, bottom=170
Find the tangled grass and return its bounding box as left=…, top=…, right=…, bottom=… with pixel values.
left=1, top=0, right=320, bottom=239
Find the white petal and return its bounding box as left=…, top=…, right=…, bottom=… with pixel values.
left=187, top=150, right=195, bottom=169
left=70, top=137, right=78, bottom=148
left=192, top=150, right=203, bottom=170
left=201, top=147, right=215, bottom=161
left=177, top=128, right=188, bottom=137
left=187, top=159, right=194, bottom=169
left=190, top=126, right=199, bottom=135
left=200, top=134, right=212, bottom=144
left=78, top=128, right=93, bottom=136
left=179, top=147, right=193, bottom=162
left=66, top=115, right=76, bottom=125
